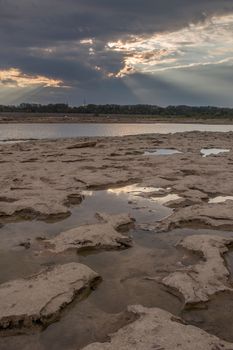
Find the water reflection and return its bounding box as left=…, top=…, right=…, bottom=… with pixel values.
left=0, top=181, right=232, bottom=349
left=201, top=148, right=230, bottom=157
left=106, top=184, right=180, bottom=204
left=151, top=194, right=180, bottom=204
left=107, top=184, right=163, bottom=196
left=81, top=184, right=175, bottom=225
left=1, top=123, right=233, bottom=141
left=209, top=196, right=233, bottom=204
left=144, top=149, right=182, bottom=156
left=0, top=140, right=26, bottom=144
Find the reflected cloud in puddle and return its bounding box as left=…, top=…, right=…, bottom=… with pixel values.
left=107, top=184, right=164, bottom=196
left=82, top=184, right=179, bottom=225
left=144, top=149, right=182, bottom=156
left=151, top=194, right=181, bottom=204
left=82, top=190, right=95, bottom=197
left=209, top=196, right=233, bottom=204
left=201, top=148, right=230, bottom=157
left=0, top=140, right=26, bottom=144
left=106, top=184, right=180, bottom=204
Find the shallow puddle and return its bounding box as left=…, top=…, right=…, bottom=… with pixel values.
left=0, top=184, right=188, bottom=350
left=82, top=184, right=175, bottom=224
left=0, top=185, right=233, bottom=349
left=182, top=291, right=233, bottom=343
left=201, top=148, right=230, bottom=157
left=107, top=183, right=180, bottom=205
left=0, top=227, right=196, bottom=350
left=0, top=184, right=175, bottom=282
left=0, top=140, right=29, bottom=145
left=150, top=193, right=181, bottom=204
left=105, top=183, right=164, bottom=195
left=209, top=196, right=233, bottom=204
left=144, top=148, right=182, bottom=156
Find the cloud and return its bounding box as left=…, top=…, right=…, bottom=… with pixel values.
left=107, top=14, right=233, bottom=76
left=0, top=0, right=232, bottom=105
left=0, top=68, right=62, bottom=87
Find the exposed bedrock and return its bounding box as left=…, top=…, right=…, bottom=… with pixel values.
left=0, top=131, right=232, bottom=226
left=0, top=263, right=100, bottom=333
left=156, top=201, right=233, bottom=232
left=44, top=213, right=134, bottom=253
left=82, top=305, right=233, bottom=350
left=161, top=235, right=233, bottom=306
left=0, top=192, right=84, bottom=222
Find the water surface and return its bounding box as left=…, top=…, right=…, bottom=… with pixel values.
left=1, top=123, right=233, bottom=141
left=209, top=196, right=233, bottom=204
left=201, top=148, right=230, bottom=157
left=144, top=148, right=182, bottom=156
left=1, top=184, right=233, bottom=349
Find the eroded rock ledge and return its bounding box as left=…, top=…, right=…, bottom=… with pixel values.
left=82, top=305, right=233, bottom=350
left=0, top=263, right=100, bottom=333
left=156, top=201, right=233, bottom=232
left=44, top=213, right=134, bottom=253
left=161, top=235, right=233, bottom=306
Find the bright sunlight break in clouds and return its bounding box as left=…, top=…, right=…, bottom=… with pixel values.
left=107, top=14, right=233, bottom=77
left=0, top=68, right=62, bottom=88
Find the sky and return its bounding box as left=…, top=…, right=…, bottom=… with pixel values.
left=0, top=0, right=233, bottom=106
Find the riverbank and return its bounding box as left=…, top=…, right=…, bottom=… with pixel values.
left=1, top=130, right=233, bottom=228
left=0, top=131, right=233, bottom=349
left=1, top=112, right=233, bottom=124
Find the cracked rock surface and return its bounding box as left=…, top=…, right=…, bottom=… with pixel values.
left=155, top=201, right=233, bottom=232
left=0, top=263, right=100, bottom=332
left=0, top=131, right=232, bottom=230
left=161, top=235, right=233, bottom=305
left=1, top=131, right=233, bottom=348
left=44, top=213, right=133, bottom=253
left=82, top=305, right=233, bottom=350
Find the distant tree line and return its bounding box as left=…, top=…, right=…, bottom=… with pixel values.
left=0, top=103, right=233, bottom=118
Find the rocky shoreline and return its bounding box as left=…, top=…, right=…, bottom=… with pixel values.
left=0, top=131, right=233, bottom=349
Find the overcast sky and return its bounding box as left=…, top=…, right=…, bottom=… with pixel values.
left=0, top=0, right=232, bottom=106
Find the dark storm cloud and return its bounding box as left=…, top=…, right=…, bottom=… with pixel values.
left=0, top=0, right=232, bottom=46
left=0, top=0, right=232, bottom=105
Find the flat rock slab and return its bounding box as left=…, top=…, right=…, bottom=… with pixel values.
left=156, top=201, right=233, bottom=232
left=162, top=235, right=233, bottom=305
left=0, top=263, right=100, bottom=332
left=44, top=213, right=134, bottom=254
left=82, top=305, right=233, bottom=350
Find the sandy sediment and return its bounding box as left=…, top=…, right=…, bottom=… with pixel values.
left=82, top=305, right=233, bottom=350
